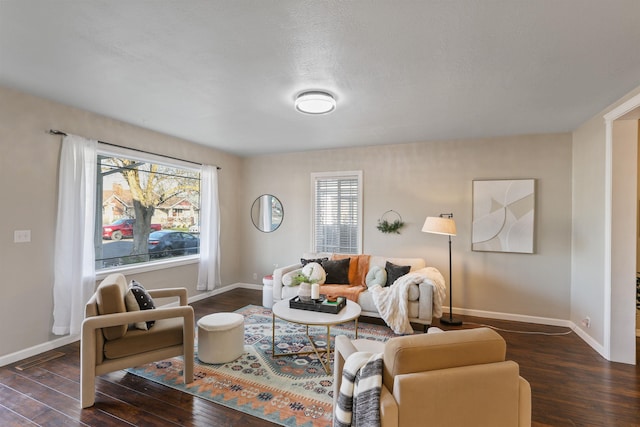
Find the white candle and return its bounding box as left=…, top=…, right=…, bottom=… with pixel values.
left=311, top=283, right=320, bottom=300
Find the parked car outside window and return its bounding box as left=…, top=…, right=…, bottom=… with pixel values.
left=148, top=230, right=200, bottom=258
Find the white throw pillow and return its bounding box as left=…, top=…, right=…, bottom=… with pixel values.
left=408, top=283, right=420, bottom=301
left=282, top=269, right=301, bottom=287
left=405, top=268, right=429, bottom=300
left=365, top=265, right=387, bottom=288
left=301, top=262, right=326, bottom=284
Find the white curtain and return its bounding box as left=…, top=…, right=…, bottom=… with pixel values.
left=52, top=135, right=97, bottom=335
left=197, top=165, right=221, bottom=291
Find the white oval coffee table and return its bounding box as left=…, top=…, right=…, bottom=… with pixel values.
left=271, top=298, right=361, bottom=374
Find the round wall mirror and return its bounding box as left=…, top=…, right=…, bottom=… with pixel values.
left=251, top=194, right=283, bottom=232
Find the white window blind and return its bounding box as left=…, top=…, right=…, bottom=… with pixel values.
left=311, top=171, right=362, bottom=254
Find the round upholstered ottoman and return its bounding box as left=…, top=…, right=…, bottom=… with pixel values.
left=197, top=312, right=245, bottom=364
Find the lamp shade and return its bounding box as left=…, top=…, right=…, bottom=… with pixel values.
left=295, top=91, right=336, bottom=114
left=422, top=216, right=457, bottom=236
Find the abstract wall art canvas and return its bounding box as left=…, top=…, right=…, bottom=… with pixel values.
left=472, top=179, right=535, bottom=253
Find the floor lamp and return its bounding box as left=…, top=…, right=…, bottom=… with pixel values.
left=422, top=213, right=462, bottom=326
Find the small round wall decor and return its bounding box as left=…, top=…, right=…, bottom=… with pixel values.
left=376, top=210, right=405, bottom=234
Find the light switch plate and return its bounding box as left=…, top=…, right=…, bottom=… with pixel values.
left=14, top=230, right=31, bottom=243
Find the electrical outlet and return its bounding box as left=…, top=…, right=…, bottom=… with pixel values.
left=253, top=272, right=258, bottom=280
left=581, top=317, right=591, bottom=328
left=14, top=230, right=31, bottom=243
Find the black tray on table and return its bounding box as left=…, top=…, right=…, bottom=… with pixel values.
left=289, top=294, right=346, bottom=314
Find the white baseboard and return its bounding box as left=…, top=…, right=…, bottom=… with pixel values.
left=0, top=334, right=79, bottom=368
left=186, top=282, right=262, bottom=303
left=0, top=282, right=261, bottom=367
left=449, top=305, right=607, bottom=359
left=573, top=324, right=607, bottom=358
left=450, top=306, right=574, bottom=328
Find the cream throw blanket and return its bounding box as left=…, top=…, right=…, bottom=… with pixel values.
left=370, top=267, right=446, bottom=334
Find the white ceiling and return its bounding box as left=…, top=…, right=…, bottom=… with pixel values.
left=2, top=1, right=640, bottom=156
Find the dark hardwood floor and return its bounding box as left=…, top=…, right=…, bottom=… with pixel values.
left=1, top=288, right=638, bottom=426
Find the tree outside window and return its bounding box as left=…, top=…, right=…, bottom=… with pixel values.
left=96, top=152, right=200, bottom=269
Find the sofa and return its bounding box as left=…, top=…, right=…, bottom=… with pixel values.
left=333, top=328, right=532, bottom=427
left=272, top=252, right=444, bottom=330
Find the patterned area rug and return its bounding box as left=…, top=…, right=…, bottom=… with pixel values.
left=127, top=305, right=398, bottom=427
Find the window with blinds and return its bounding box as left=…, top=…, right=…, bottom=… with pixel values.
left=311, top=171, right=363, bottom=254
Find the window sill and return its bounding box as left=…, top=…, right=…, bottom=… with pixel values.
left=96, top=255, right=200, bottom=281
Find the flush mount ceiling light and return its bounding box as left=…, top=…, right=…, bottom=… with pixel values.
left=295, top=91, right=336, bottom=114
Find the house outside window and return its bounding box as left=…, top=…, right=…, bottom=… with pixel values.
left=311, top=171, right=363, bottom=254
left=96, top=147, right=201, bottom=270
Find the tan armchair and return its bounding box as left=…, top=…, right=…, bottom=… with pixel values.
left=81, top=273, right=195, bottom=408
left=333, top=328, right=531, bottom=427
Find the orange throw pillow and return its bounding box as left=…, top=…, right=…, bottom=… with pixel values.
left=332, top=254, right=370, bottom=287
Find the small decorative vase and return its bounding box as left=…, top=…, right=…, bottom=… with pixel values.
left=298, top=282, right=312, bottom=302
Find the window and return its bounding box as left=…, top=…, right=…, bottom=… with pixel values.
left=96, top=146, right=201, bottom=270
left=311, top=171, right=363, bottom=254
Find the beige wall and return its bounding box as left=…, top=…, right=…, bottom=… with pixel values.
left=572, top=84, right=640, bottom=363
left=571, top=114, right=608, bottom=344
left=0, top=85, right=244, bottom=358
left=611, top=119, right=638, bottom=356
left=243, top=134, right=573, bottom=320
left=6, top=79, right=639, bottom=363
left=637, top=121, right=640, bottom=275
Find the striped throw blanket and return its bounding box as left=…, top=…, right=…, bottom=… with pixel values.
left=334, top=352, right=384, bottom=427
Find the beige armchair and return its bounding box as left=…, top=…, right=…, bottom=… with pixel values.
left=81, top=273, right=195, bottom=408
left=333, top=328, right=531, bottom=427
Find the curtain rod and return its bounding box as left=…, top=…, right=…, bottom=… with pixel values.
left=48, top=129, right=221, bottom=170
